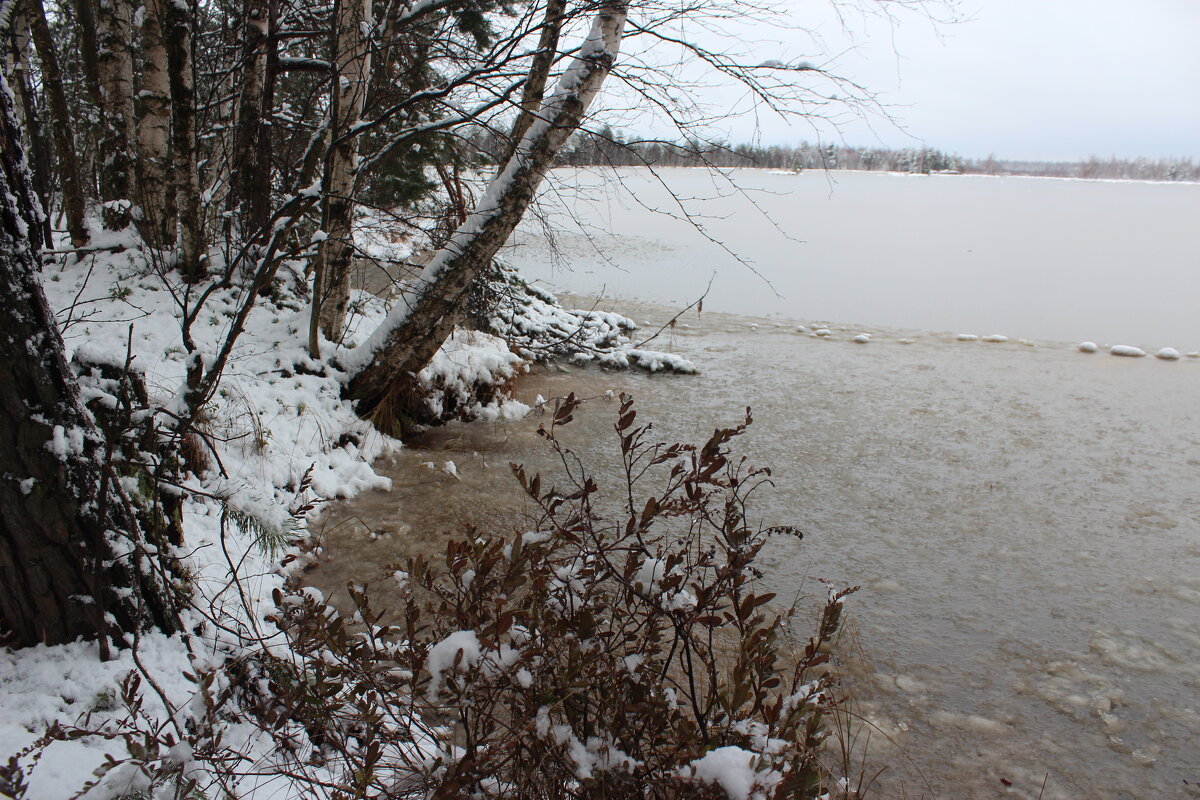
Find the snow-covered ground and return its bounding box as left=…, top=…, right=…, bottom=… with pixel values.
left=0, top=226, right=542, bottom=797
left=509, top=167, right=1200, bottom=351
left=5, top=167, right=1198, bottom=797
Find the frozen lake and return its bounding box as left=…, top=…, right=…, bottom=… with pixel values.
left=313, top=168, right=1200, bottom=797
left=508, top=167, right=1200, bottom=351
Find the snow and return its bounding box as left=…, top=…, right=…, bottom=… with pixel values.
left=1155, top=347, right=1181, bottom=360
left=425, top=630, right=481, bottom=700
left=982, top=334, right=1008, bottom=342
left=1110, top=345, right=1147, bottom=357
left=1078, top=341, right=1099, bottom=353
left=682, top=746, right=781, bottom=800
left=46, top=424, right=85, bottom=461
left=1, top=230, right=419, bottom=795
left=851, top=333, right=871, bottom=343
left=956, top=333, right=978, bottom=341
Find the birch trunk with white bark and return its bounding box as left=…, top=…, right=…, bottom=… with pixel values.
left=343, top=0, right=628, bottom=421
left=166, top=0, right=203, bottom=281
left=136, top=0, right=173, bottom=246
left=310, top=0, right=372, bottom=353
left=96, top=0, right=136, bottom=229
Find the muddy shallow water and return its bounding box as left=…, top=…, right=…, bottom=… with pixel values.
left=308, top=302, right=1200, bottom=799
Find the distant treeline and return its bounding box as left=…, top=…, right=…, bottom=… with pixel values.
left=475, top=127, right=1199, bottom=182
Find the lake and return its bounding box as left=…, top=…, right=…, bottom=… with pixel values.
left=508, top=167, right=1200, bottom=351
left=312, top=168, right=1200, bottom=798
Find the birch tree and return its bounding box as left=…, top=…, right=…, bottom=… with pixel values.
left=166, top=0, right=203, bottom=280
left=343, top=0, right=629, bottom=419
left=310, top=0, right=372, bottom=350
left=96, top=0, right=136, bottom=228
left=137, top=0, right=173, bottom=245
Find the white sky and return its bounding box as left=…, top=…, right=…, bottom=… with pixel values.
left=613, top=0, right=1200, bottom=162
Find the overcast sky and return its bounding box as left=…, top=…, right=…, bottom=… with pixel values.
left=616, top=0, right=1200, bottom=162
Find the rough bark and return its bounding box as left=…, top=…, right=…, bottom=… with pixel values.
left=227, top=0, right=271, bottom=240
left=0, top=66, right=178, bottom=653
left=136, top=0, right=173, bottom=246
left=343, top=0, right=628, bottom=419
left=165, top=0, right=203, bottom=281
left=96, top=0, right=136, bottom=229
left=28, top=0, right=90, bottom=248
left=7, top=6, right=53, bottom=246
left=506, top=0, right=567, bottom=160
left=310, top=0, right=372, bottom=353
left=71, top=0, right=104, bottom=107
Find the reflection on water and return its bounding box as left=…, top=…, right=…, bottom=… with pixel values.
left=308, top=301, right=1200, bottom=799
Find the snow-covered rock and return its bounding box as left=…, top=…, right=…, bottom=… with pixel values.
left=851, top=333, right=871, bottom=344
left=1110, top=345, right=1147, bottom=358
left=1155, top=347, right=1181, bottom=360
left=1078, top=341, right=1099, bottom=353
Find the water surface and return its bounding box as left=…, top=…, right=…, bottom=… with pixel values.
left=510, top=168, right=1200, bottom=350
left=311, top=305, right=1200, bottom=799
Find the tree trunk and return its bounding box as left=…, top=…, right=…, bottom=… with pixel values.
left=29, top=0, right=90, bottom=248
left=96, top=0, right=136, bottom=229
left=136, top=0, right=173, bottom=246
left=165, top=0, right=203, bottom=281
left=506, top=0, right=567, bottom=160
left=71, top=0, right=104, bottom=108
left=227, top=0, right=270, bottom=241
left=7, top=6, right=54, bottom=247
left=310, top=0, right=372, bottom=354
left=0, top=66, right=178, bottom=654
left=343, top=0, right=628, bottom=420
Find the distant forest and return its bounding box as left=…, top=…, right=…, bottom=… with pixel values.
left=484, top=127, right=1200, bottom=182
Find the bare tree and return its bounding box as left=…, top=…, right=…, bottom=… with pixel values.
left=136, top=0, right=174, bottom=245
left=96, top=0, right=136, bottom=228
left=310, top=0, right=373, bottom=350
left=344, top=0, right=629, bottom=419
left=27, top=0, right=89, bottom=247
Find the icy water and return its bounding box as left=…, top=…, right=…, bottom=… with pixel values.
left=311, top=307, right=1200, bottom=798
left=509, top=167, right=1200, bottom=350
left=310, top=170, right=1200, bottom=797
